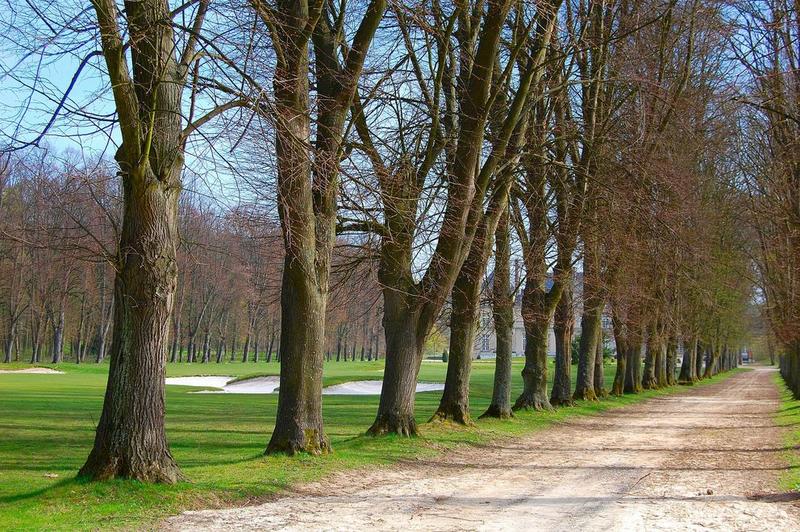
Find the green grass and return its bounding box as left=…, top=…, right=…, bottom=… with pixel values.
left=0, top=359, right=735, bottom=530
left=774, top=372, right=800, bottom=492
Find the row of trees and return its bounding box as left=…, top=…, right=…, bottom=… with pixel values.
left=1, top=0, right=779, bottom=483
left=0, top=153, right=386, bottom=366
left=733, top=1, right=800, bottom=396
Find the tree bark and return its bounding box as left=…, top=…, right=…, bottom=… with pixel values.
left=574, top=305, right=600, bottom=401
left=695, top=341, right=705, bottom=378
left=79, top=161, right=183, bottom=482
left=610, top=310, right=626, bottom=395
left=79, top=0, right=196, bottom=483
left=678, top=337, right=697, bottom=384
left=513, top=294, right=554, bottom=411
left=665, top=336, right=678, bottom=385
left=624, top=332, right=643, bottom=393
left=482, top=206, right=514, bottom=419
left=550, top=277, right=574, bottom=406
left=368, top=299, right=426, bottom=436
left=594, top=328, right=607, bottom=397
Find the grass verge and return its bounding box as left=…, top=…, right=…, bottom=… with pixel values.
left=773, top=371, right=800, bottom=492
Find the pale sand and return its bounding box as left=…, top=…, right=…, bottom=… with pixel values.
left=322, top=381, right=444, bottom=395
left=0, top=367, right=64, bottom=374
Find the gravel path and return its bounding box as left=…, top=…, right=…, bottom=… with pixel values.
left=165, top=367, right=800, bottom=531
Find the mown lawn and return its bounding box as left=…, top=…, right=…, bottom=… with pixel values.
left=774, top=372, right=800, bottom=492
left=0, top=359, right=734, bottom=530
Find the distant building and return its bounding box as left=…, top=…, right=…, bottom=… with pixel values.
left=463, top=269, right=614, bottom=360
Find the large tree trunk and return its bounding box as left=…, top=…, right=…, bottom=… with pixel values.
left=368, top=296, right=425, bottom=436
left=482, top=207, right=514, bottom=418
left=678, top=337, right=698, bottom=384
left=624, top=333, right=643, bottom=393
left=78, top=0, right=197, bottom=483
left=611, top=311, right=626, bottom=395
left=261, top=0, right=385, bottom=454
left=656, top=338, right=667, bottom=387
left=266, top=258, right=329, bottom=454
left=79, top=163, right=183, bottom=483
left=702, top=343, right=719, bottom=379
left=695, top=341, right=705, bottom=378
left=514, top=285, right=553, bottom=411
left=550, top=278, right=574, bottom=406
left=434, top=212, right=501, bottom=423
left=574, top=305, right=601, bottom=401
left=665, top=336, right=678, bottom=385
left=433, top=269, right=480, bottom=424
left=643, top=329, right=659, bottom=389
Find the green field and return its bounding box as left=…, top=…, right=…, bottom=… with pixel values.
left=0, top=359, right=733, bottom=530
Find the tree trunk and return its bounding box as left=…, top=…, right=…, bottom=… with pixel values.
left=266, top=258, right=329, bottom=455
left=643, top=330, right=659, bottom=389
left=550, top=278, right=574, bottom=406
left=678, top=337, right=697, bottom=384
left=170, top=319, right=180, bottom=363
left=695, top=342, right=705, bottom=378
left=594, top=328, right=607, bottom=397
left=655, top=338, right=667, bottom=388
left=215, top=336, right=224, bottom=363
left=242, top=332, right=250, bottom=363
left=574, top=306, right=600, bottom=401
left=433, top=248, right=485, bottom=424
left=3, top=323, right=14, bottom=363
left=368, top=310, right=426, bottom=436
left=266, top=331, right=275, bottom=363
left=51, top=309, right=65, bottom=364
left=432, top=276, right=478, bottom=424
left=624, top=335, right=643, bottom=393
left=483, top=207, right=514, bottom=418
left=612, top=344, right=627, bottom=396
left=513, top=301, right=553, bottom=411
left=665, top=336, right=678, bottom=385
left=79, top=162, right=183, bottom=483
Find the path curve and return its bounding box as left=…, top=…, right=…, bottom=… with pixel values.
left=166, top=367, right=800, bottom=531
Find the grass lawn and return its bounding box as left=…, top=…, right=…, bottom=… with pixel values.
left=0, top=358, right=736, bottom=530
left=774, top=372, right=800, bottom=492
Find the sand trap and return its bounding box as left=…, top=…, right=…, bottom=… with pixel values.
left=166, top=376, right=442, bottom=395
left=0, top=368, right=64, bottom=374
left=322, top=380, right=444, bottom=395
left=166, top=375, right=281, bottom=394
left=198, top=376, right=281, bottom=394
left=165, top=376, right=233, bottom=388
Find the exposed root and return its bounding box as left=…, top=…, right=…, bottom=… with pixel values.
left=549, top=396, right=575, bottom=407
left=429, top=406, right=473, bottom=426
left=79, top=450, right=184, bottom=484
left=367, top=413, right=418, bottom=437
left=512, top=392, right=553, bottom=412
left=479, top=404, right=514, bottom=419
left=265, top=428, right=331, bottom=456
left=573, top=388, right=597, bottom=402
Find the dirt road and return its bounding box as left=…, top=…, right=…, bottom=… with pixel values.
left=166, top=367, right=799, bottom=531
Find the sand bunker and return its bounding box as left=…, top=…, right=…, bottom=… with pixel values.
left=322, top=380, right=444, bottom=395
left=165, top=375, right=281, bottom=394
left=165, top=376, right=233, bottom=389
left=0, top=368, right=64, bottom=374
left=165, top=376, right=443, bottom=395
